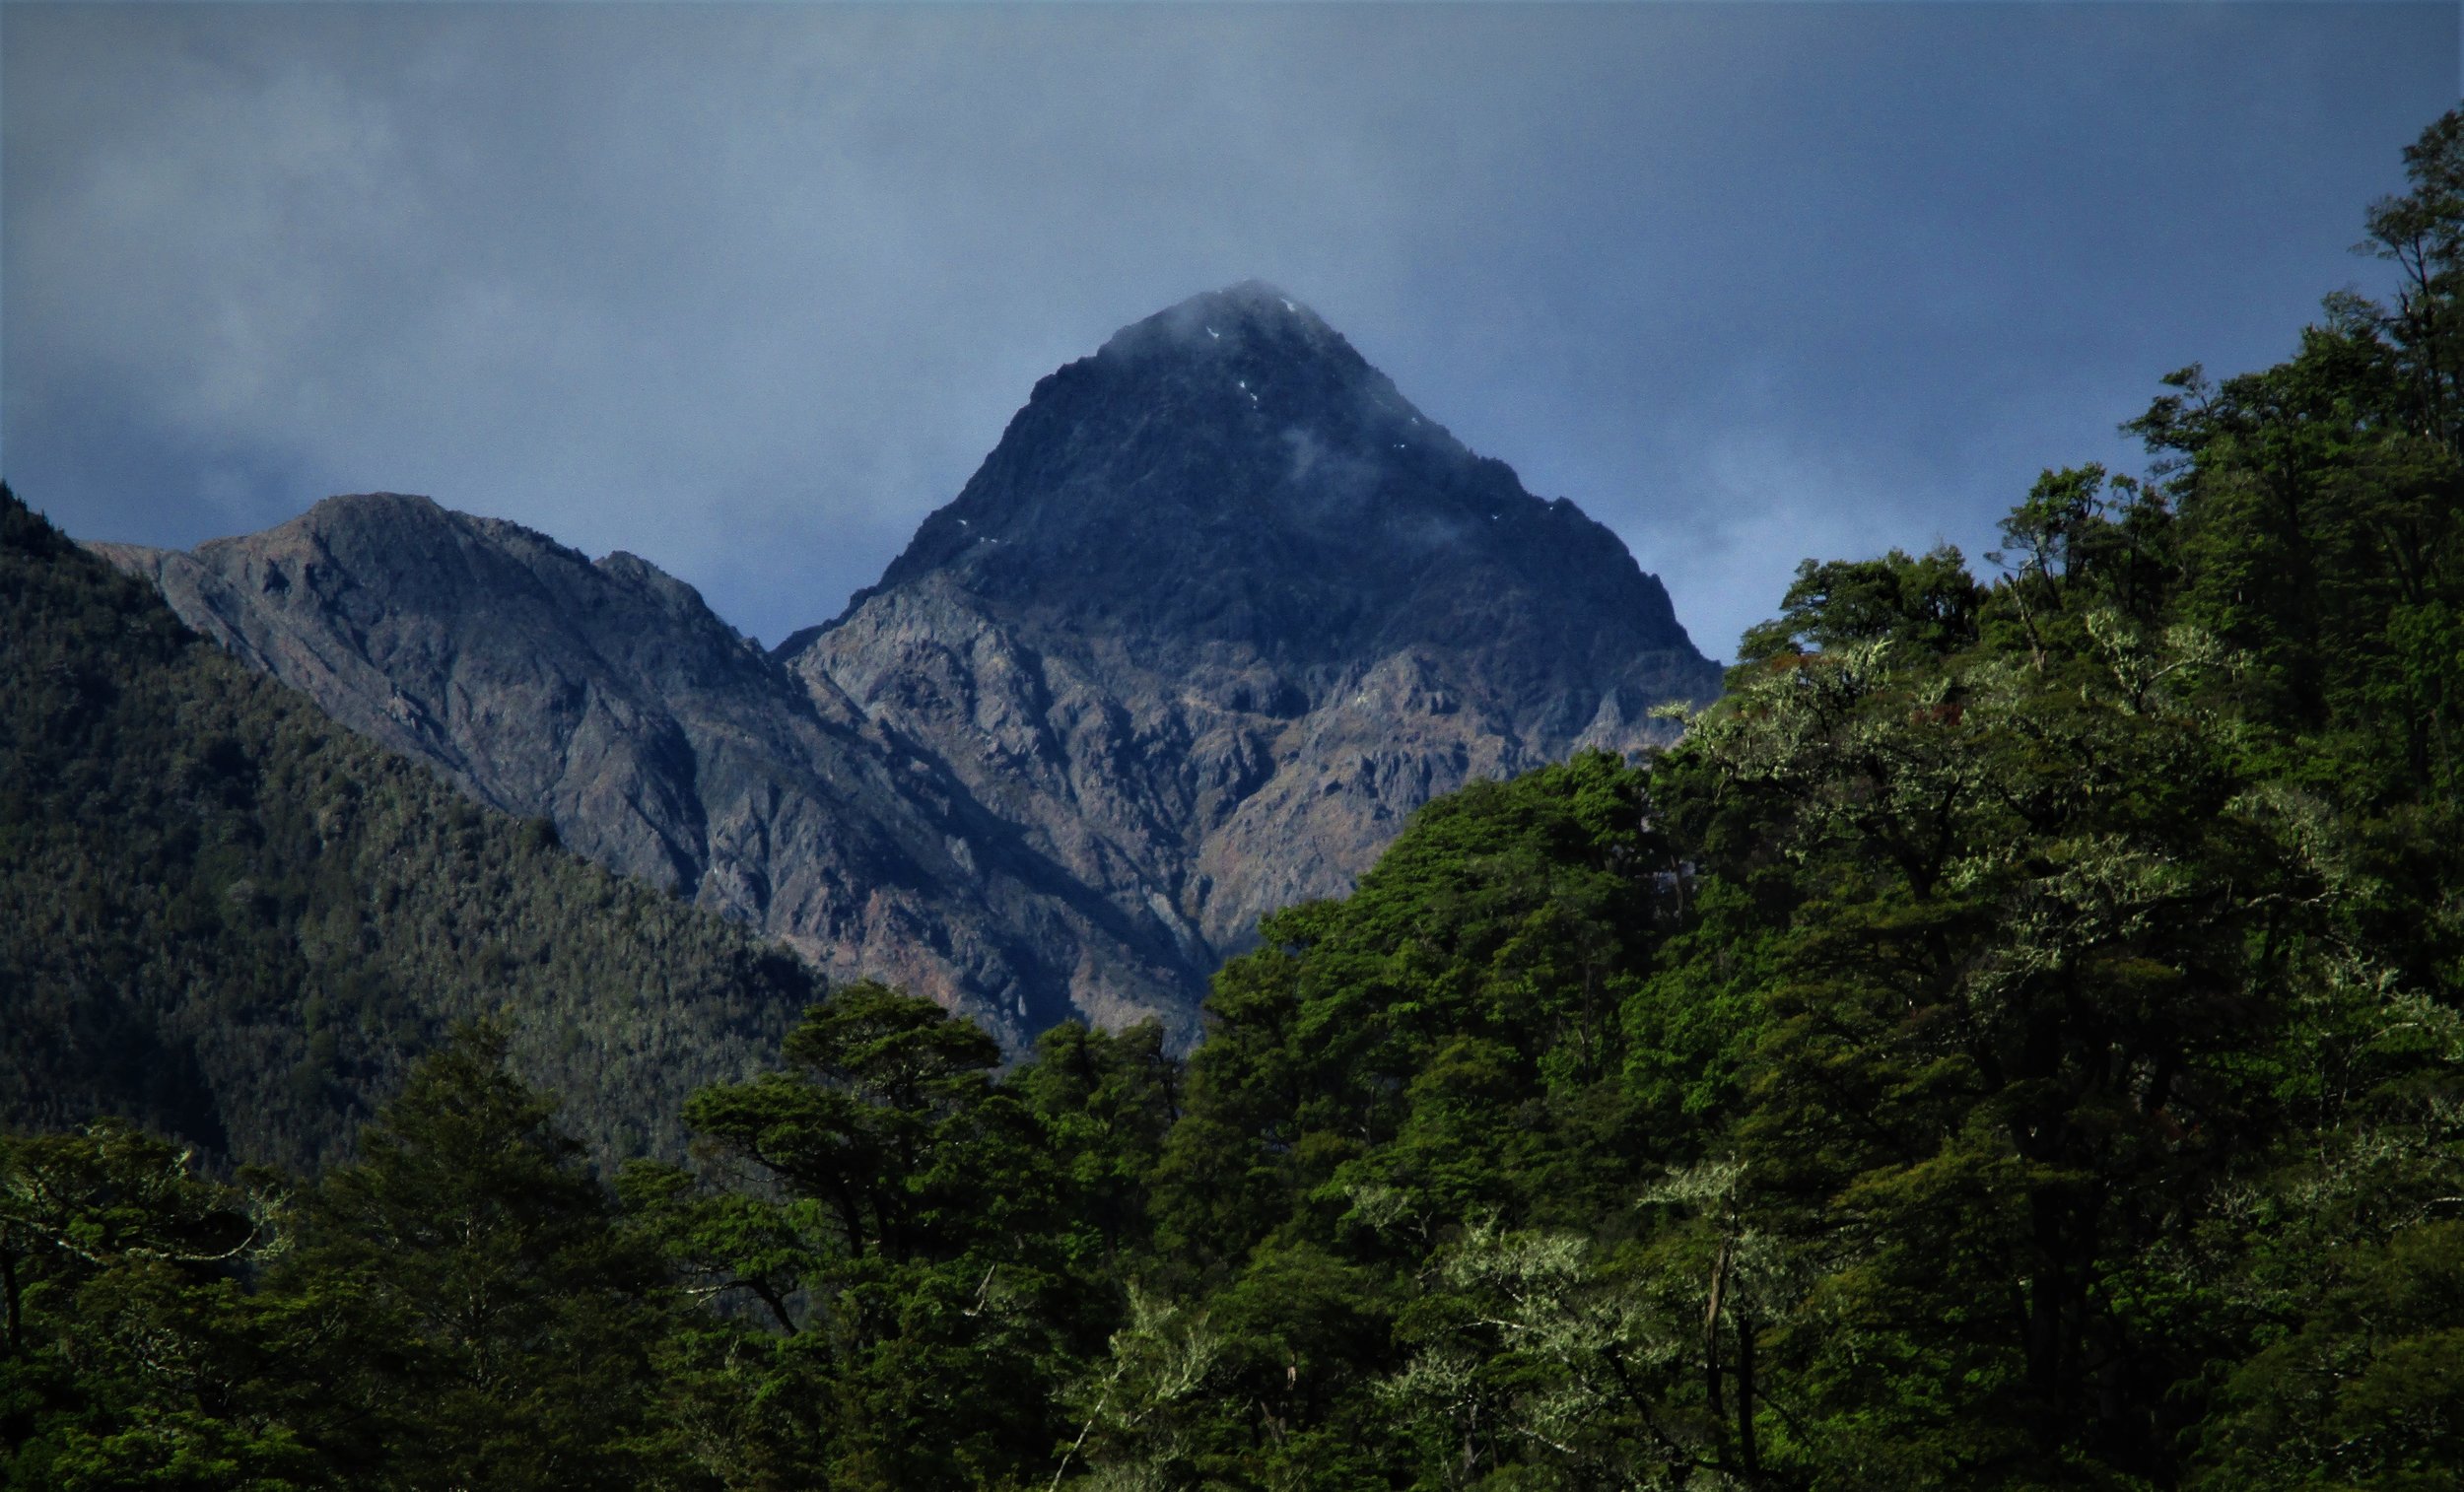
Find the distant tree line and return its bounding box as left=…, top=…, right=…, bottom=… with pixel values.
left=8, top=106, right=2464, bottom=1491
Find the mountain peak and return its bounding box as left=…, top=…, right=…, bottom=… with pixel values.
left=1096, top=280, right=1343, bottom=365
left=845, top=284, right=1693, bottom=685
left=790, top=287, right=1721, bottom=1005
left=92, top=283, right=1724, bottom=1050
left=308, top=490, right=445, bottom=520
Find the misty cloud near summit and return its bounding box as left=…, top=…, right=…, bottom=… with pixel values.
left=4, top=2, right=2451, bottom=660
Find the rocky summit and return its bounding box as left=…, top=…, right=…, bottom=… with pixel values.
left=786, top=283, right=1719, bottom=1003
left=96, top=283, right=1720, bottom=1042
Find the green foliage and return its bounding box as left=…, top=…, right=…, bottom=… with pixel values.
left=1664, top=622, right=2303, bottom=1483
left=0, top=1123, right=304, bottom=1490
left=1159, top=749, right=1677, bottom=1252
left=3, top=1036, right=713, bottom=1490
left=1064, top=752, right=1698, bottom=1487
left=1738, top=545, right=1985, bottom=663
left=621, top=983, right=1103, bottom=1489
left=266, top=1025, right=687, bottom=1489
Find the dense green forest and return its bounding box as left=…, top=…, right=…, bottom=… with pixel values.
left=0, top=492, right=824, bottom=1172
left=8, top=110, right=2464, bottom=1489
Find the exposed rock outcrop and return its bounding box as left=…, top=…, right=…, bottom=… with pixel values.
left=93, top=497, right=1186, bottom=1047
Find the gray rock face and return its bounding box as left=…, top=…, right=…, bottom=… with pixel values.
left=94, top=283, right=1718, bottom=1043
left=784, top=282, right=1722, bottom=978
left=90, top=498, right=1187, bottom=1048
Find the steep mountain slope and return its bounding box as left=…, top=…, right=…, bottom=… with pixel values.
left=94, top=284, right=1718, bottom=1038
left=786, top=283, right=1721, bottom=975
left=93, top=497, right=1188, bottom=1043
left=0, top=488, right=822, bottom=1172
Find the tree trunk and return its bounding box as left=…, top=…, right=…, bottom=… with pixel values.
left=1737, top=1309, right=1759, bottom=1477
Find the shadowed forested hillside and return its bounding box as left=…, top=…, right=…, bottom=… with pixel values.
left=0, top=488, right=822, bottom=1172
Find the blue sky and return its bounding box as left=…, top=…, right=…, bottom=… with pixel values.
left=4, top=2, right=2453, bottom=660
